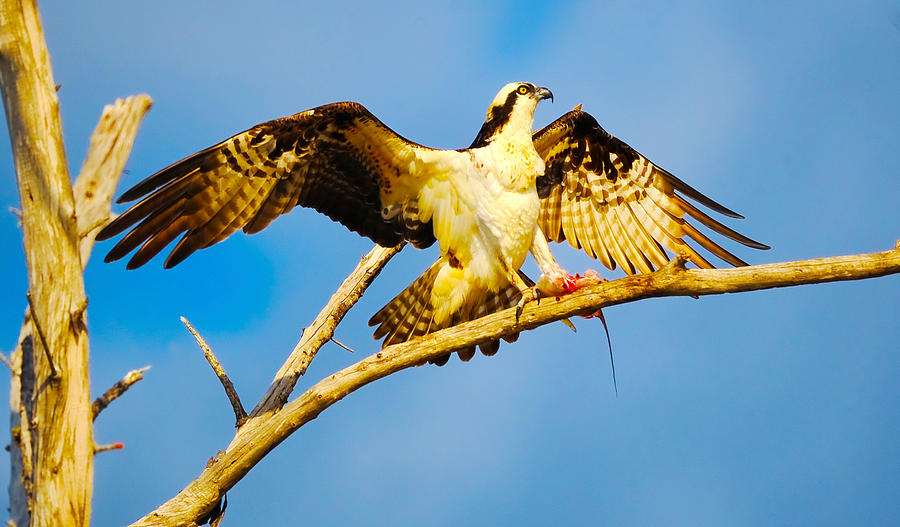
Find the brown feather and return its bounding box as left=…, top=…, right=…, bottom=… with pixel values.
left=672, top=195, right=770, bottom=250
left=368, top=262, right=522, bottom=366
left=99, top=102, right=438, bottom=268
left=533, top=109, right=768, bottom=272
left=457, top=347, right=477, bottom=362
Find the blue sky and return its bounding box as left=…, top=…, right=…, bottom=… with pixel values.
left=2, top=1, right=899, bottom=525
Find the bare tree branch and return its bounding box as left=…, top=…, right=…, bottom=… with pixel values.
left=251, top=243, right=404, bottom=416
left=181, top=317, right=248, bottom=427
left=73, top=94, right=152, bottom=267
left=131, top=244, right=402, bottom=525
left=0, top=351, right=12, bottom=372
left=92, top=443, right=125, bottom=455
left=131, top=243, right=900, bottom=526
left=91, top=366, right=151, bottom=421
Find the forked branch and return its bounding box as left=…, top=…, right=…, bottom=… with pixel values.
left=132, top=243, right=900, bottom=526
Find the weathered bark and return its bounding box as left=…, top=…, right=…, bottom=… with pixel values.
left=1, top=1, right=93, bottom=524
left=4, top=93, right=150, bottom=525
left=1, top=2, right=152, bottom=525
left=7, top=325, right=35, bottom=527
left=73, top=95, right=153, bottom=267
left=132, top=243, right=900, bottom=526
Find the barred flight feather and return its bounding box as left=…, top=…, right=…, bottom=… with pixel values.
left=96, top=102, right=439, bottom=269
left=533, top=109, right=769, bottom=273
left=368, top=262, right=523, bottom=366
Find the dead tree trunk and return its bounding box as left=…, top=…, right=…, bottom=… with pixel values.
left=1, top=2, right=151, bottom=525
left=1, top=2, right=94, bottom=524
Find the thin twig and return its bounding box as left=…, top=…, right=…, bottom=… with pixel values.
left=0, top=351, right=13, bottom=372
left=132, top=244, right=900, bottom=527
left=91, top=366, right=151, bottom=420
left=93, top=442, right=125, bottom=455
left=329, top=337, right=355, bottom=353
left=181, top=317, right=248, bottom=427
left=25, top=292, right=57, bottom=379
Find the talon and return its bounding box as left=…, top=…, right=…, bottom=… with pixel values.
left=515, top=286, right=541, bottom=320
left=515, top=291, right=527, bottom=321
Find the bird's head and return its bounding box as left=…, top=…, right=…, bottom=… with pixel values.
left=469, top=82, right=553, bottom=148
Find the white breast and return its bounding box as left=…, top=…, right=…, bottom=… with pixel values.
left=469, top=144, right=541, bottom=272
left=478, top=184, right=539, bottom=268
left=413, top=140, right=542, bottom=290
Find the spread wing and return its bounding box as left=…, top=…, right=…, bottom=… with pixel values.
left=97, top=102, right=439, bottom=269
left=533, top=108, right=768, bottom=274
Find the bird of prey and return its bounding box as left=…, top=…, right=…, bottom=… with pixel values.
left=97, top=82, right=768, bottom=365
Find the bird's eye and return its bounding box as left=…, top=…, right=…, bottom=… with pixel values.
left=517, top=85, right=529, bottom=95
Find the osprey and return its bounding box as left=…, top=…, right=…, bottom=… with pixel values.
left=97, top=82, right=768, bottom=365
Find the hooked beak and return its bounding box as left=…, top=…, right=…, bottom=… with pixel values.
left=535, top=86, right=554, bottom=102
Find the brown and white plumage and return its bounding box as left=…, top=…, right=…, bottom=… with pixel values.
left=98, top=82, right=768, bottom=364
left=533, top=108, right=768, bottom=275
left=368, top=259, right=524, bottom=366
left=98, top=102, right=438, bottom=269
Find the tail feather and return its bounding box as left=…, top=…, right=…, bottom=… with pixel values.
left=457, top=346, right=477, bottom=362
left=370, top=264, right=443, bottom=345
left=478, top=340, right=500, bottom=356
left=368, top=260, right=523, bottom=365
